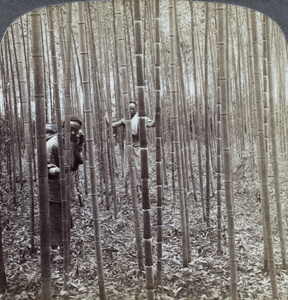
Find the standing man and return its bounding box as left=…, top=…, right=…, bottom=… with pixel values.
left=112, top=101, right=154, bottom=192
left=46, top=115, right=84, bottom=249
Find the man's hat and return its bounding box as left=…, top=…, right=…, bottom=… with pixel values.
left=62, top=115, right=82, bottom=127
left=70, top=115, right=82, bottom=126
left=129, top=101, right=137, bottom=108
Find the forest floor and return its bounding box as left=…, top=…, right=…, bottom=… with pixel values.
left=1, top=146, right=288, bottom=299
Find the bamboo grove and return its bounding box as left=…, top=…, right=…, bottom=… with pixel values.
left=0, top=1, right=288, bottom=299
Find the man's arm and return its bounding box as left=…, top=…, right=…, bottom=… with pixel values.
left=112, top=119, right=125, bottom=128
left=105, top=111, right=125, bottom=128
left=47, top=143, right=60, bottom=177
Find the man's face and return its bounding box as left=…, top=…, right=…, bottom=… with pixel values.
left=129, top=104, right=137, bottom=118
left=70, top=121, right=81, bottom=142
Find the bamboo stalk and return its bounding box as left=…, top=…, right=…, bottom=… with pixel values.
left=6, top=35, right=17, bottom=204
left=236, top=8, right=245, bottom=152
left=22, top=16, right=37, bottom=180
left=266, top=16, right=288, bottom=270
left=47, top=5, right=69, bottom=288
left=250, top=9, right=278, bottom=298
left=0, top=46, right=12, bottom=191
left=103, top=10, right=117, bottom=216
left=31, top=8, right=51, bottom=300
left=112, top=1, right=122, bottom=121
left=97, top=2, right=111, bottom=210
left=115, top=0, right=144, bottom=270
left=0, top=210, right=7, bottom=292
left=85, top=4, right=103, bottom=203
left=63, top=4, right=73, bottom=287
left=246, top=9, right=258, bottom=170
left=204, top=3, right=210, bottom=227
left=134, top=0, right=155, bottom=298
left=217, top=4, right=237, bottom=299
left=216, top=22, right=222, bottom=255
left=7, top=31, right=24, bottom=191
left=126, top=1, right=136, bottom=100
left=154, top=0, right=163, bottom=284
left=189, top=2, right=205, bottom=221
left=178, top=29, right=198, bottom=203
left=13, top=19, right=35, bottom=252
left=169, top=0, right=189, bottom=268
left=10, top=25, right=24, bottom=130
left=78, top=4, right=106, bottom=299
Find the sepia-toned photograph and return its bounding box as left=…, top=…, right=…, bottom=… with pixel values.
left=0, top=0, right=288, bottom=299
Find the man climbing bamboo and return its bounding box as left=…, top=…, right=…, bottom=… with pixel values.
left=111, top=101, right=154, bottom=192
left=46, top=115, right=84, bottom=249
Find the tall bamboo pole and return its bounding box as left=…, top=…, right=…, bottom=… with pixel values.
left=57, top=6, right=66, bottom=81
left=3, top=39, right=11, bottom=192
left=169, top=0, right=189, bottom=268
left=13, top=20, right=35, bottom=251
left=225, top=9, right=235, bottom=150
left=262, top=16, right=269, bottom=154
left=174, top=1, right=191, bottom=262
left=204, top=3, right=210, bottom=227
left=171, top=120, right=176, bottom=209
left=134, top=0, right=155, bottom=298
left=7, top=32, right=23, bottom=193
left=78, top=4, right=106, bottom=299
left=246, top=10, right=269, bottom=269
left=277, top=32, right=288, bottom=159
left=97, top=3, right=110, bottom=210
left=112, top=1, right=122, bottom=121
left=1, top=44, right=13, bottom=193
left=246, top=9, right=258, bottom=169
left=266, top=16, right=288, bottom=270
left=154, top=0, right=163, bottom=284
left=236, top=7, right=245, bottom=152
left=94, top=7, right=105, bottom=205
left=250, top=9, right=278, bottom=298
left=10, top=25, right=24, bottom=141
left=31, top=8, right=51, bottom=300
left=44, top=18, right=53, bottom=122
left=216, top=22, right=222, bottom=255
left=47, top=5, right=69, bottom=285
left=39, top=13, right=49, bottom=123
left=63, top=4, right=73, bottom=287
left=21, top=16, right=37, bottom=180
left=85, top=4, right=103, bottom=203
left=178, top=27, right=198, bottom=203
left=0, top=211, right=7, bottom=292
left=126, top=1, right=136, bottom=100
left=217, top=4, right=237, bottom=299
left=102, top=8, right=117, bottom=216
left=115, top=0, right=144, bottom=271
left=189, top=2, right=205, bottom=220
